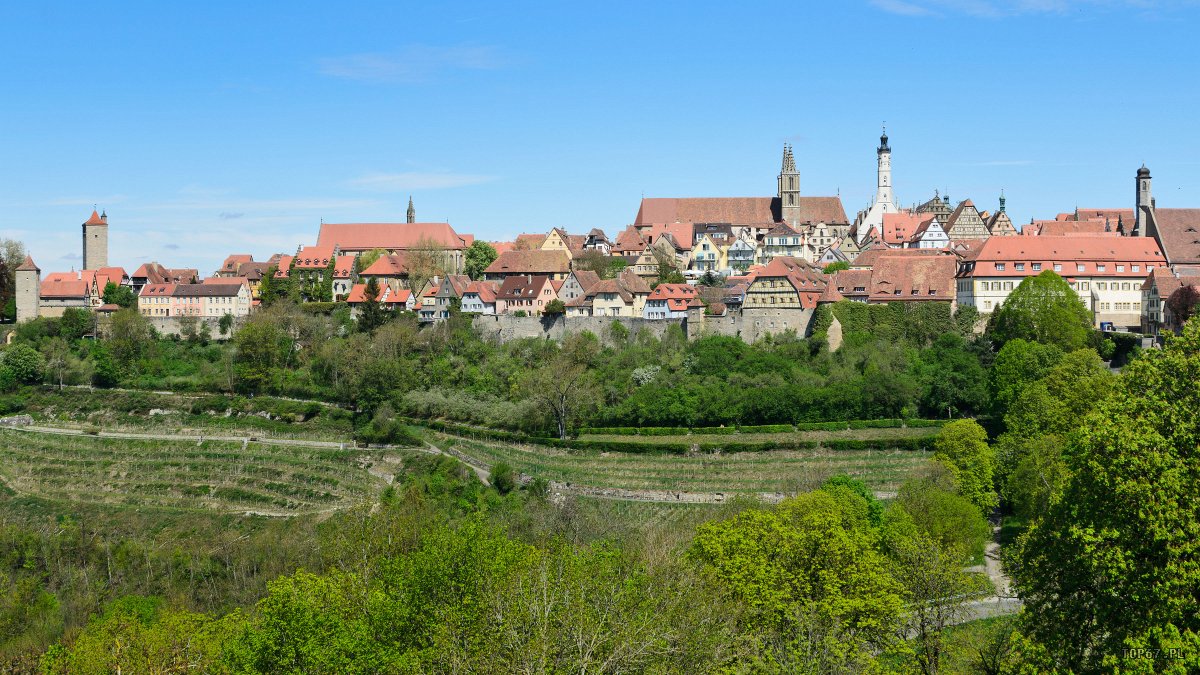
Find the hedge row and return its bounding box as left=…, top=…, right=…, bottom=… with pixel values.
left=580, top=420, right=948, bottom=435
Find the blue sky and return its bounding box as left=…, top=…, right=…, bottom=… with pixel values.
left=1, top=0, right=1198, bottom=273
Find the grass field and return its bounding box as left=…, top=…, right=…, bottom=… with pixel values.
left=438, top=433, right=932, bottom=496
left=0, top=429, right=401, bottom=515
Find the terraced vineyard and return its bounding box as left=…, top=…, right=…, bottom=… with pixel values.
left=0, top=429, right=401, bottom=515
left=439, top=434, right=932, bottom=496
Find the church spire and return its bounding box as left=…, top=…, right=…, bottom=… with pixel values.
left=781, top=144, right=796, bottom=173
left=999, top=190, right=1006, bottom=213
left=406, top=196, right=415, bottom=224
left=878, top=123, right=890, bottom=154
left=778, top=143, right=801, bottom=224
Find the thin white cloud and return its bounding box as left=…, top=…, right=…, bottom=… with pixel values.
left=318, top=44, right=507, bottom=83
left=346, top=171, right=497, bottom=192
left=870, top=0, right=938, bottom=15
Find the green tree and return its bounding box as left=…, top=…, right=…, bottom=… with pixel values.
left=258, top=266, right=281, bottom=306
left=232, top=316, right=291, bottom=393
left=522, top=332, right=600, bottom=438
left=986, top=270, right=1093, bottom=351
left=107, top=308, right=153, bottom=368
left=932, top=420, right=998, bottom=516
left=218, top=312, right=234, bottom=337
left=356, top=277, right=390, bottom=333
left=542, top=298, right=565, bottom=315
left=895, top=471, right=992, bottom=562
left=91, top=343, right=121, bottom=388
left=882, top=507, right=991, bottom=675
left=2, top=343, right=43, bottom=384
left=918, top=333, right=990, bottom=418
left=823, top=261, right=850, bottom=274
left=101, top=281, right=136, bottom=308
left=41, top=337, right=70, bottom=389
left=59, top=307, right=94, bottom=341
left=689, top=491, right=905, bottom=671
left=463, top=241, right=497, bottom=280
left=1010, top=318, right=1200, bottom=671
left=988, top=338, right=1063, bottom=415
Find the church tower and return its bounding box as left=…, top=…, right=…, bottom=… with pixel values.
left=1135, top=165, right=1154, bottom=237
left=876, top=127, right=893, bottom=208
left=778, top=144, right=800, bottom=225
left=15, top=255, right=40, bottom=323
left=407, top=196, right=415, bottom=224
left=82, top=209, right=108, bottom=270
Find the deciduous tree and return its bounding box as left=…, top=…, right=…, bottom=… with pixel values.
left=1011, top=319, right=1200, bottom=671
left=463, top=240, right=497, bottom=280
left=986, top=270, right=1093, bottom=351
left=933, top=420, right=998, bottom=516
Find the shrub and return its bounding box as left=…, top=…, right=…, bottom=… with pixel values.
left=738, top=424, right=796, bottom=433
left=795, top=421, right=849, bottom=431
left=638, top=427, right=690, bottom=436
left=491, top=461, right=517, bottom=494
left=2, top=344, right=44, bottom=384
left=847, top=419, right=903, bottom=430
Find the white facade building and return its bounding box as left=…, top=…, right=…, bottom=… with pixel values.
left=955, top=236, right=1166, bottom=331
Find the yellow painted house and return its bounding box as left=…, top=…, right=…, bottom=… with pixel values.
left=691, top=233, right=728, bottom=272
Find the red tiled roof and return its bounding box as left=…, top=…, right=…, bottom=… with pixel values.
left=345, top=283, right=411, bottom=305
left=962, top=235, right=1164, bottom=277
left=851, top=247, right=947, bottom=269
left=867, top=255, right=956, bottom=302
left=881, top=212, right=930, bottom=246
left=220, top=254, right=253, bottom=272
left=16, top=255, right=39, bottom=272
left=496, top=274, right=552, bottom=301
left=513, top=234, right=547, bottom=250
left=83, top=210, right=106, bottom=226
left=1038, top=220, right=1115, bottom=237
left=635, top=196, right=849, bottom=227
left=333, top=255, right=356, bottom=278
left=361, top=254, right=410, bottom=277
left=647, top=283, right=699, bottom=311
left=1152, top=209, right=1200, bottom=266
left=292, top=245, right=335, bottom=270
left=489, top=241, right=514, bottom=255
left=642, top=222, right=695, bottom=251
left=273, top=256, right=293, bottom=278
left=316, top=222, right=468, bottom=251
left=612, top=226, right=647, bottom=254
left=464, top=280, right=499, bottom=304
left=139, top=283, right=176, bottom=297
left=484, top=249, right=571, bottom=275
left=40, top=274, right=89, bottom=299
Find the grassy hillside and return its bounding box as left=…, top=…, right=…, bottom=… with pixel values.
left=0, top=429, right=402, bottom=515
left=437, top=433, right=930, bottom=496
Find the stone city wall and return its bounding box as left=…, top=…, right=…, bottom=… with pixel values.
left=471, top=308, right=816, bottom=345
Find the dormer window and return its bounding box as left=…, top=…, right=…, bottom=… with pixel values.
left=995, top=263, right=1005, bottom=271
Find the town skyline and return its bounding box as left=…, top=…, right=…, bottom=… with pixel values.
left=3, top=1, right=1200, bottom=272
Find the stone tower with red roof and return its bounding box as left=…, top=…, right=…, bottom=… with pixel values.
left=82, top=209, right=108, bottom=270
left=15, top=255, right=40, bottom=323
